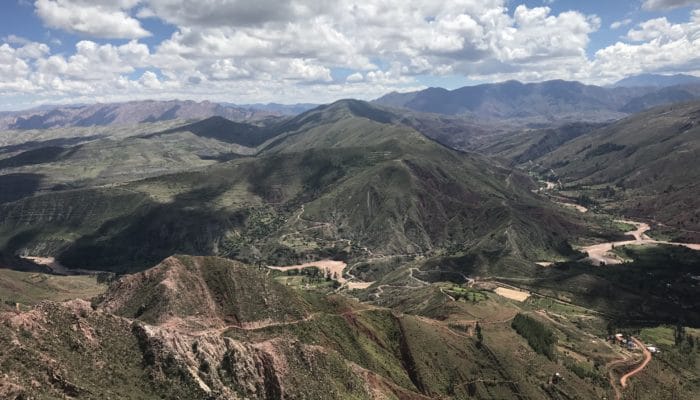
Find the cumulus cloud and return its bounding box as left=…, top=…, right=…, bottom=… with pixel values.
left=0, top=44, right=37, bottom=92
left=592, top=10, right=700, bottom=81
left=143, top=1, right=601, bottom=85
left=346, top=72, right=364, bottom=83
left=34, top=40, right=149, bottom=81
left=1, top=0, right=698, bottom=107
left=145, top=0, right=301, bottom=27
left=642, top=0, right=700, bottom=11
left=139, top=71, right=163, bottom=89
left=35, top=0, right=150, bottom=39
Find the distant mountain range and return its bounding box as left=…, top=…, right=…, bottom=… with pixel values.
left=0, top=100, right=314, bottom=130
left=374, top=78, right=700, bottom=123
left=232, top=102, right=318, bottom=115
left=613, top=73, right=700, bottom=88
left=4, top=75, right=700, bottom=131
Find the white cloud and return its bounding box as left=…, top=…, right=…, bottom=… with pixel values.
left=142, top=1, right=601, bottom=86
left=3, top=34, right=32, bottom=45
left=642, top=0, right=700, bottom=11
left=610, top=18, right=632, bottom=30
left=139, top=71, right=162, bottom=89
left=346, top=72, right=364, bottom=83
left=626, top=17, right=686, bottom=41
left=2, top=0, right=698, bottom=107
left=34, top=0, right=150, bottom=39
left=592, top=10, right=700, bottom=81
left=0, top=44, right=36, bottom=92
left=34, top=40, right=149, bottom=84
left=0, top=36, right=51, bottom=60
left=145, top=0, right=300, bottom=27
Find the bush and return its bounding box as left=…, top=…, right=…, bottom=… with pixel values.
left=511, top=313, right=557, bottom=360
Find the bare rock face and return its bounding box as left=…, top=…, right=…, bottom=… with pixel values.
left=132, top=321, right=285, bottom=399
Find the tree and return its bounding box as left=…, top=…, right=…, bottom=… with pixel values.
left=606, top=321, right=615, bottom=337
left=675, top=323, right=685, bottom=346
left=511, top=313, right=557, bottom=360
left=475, top=322, right=483, bottom=347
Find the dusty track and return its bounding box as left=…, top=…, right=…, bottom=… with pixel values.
left=620, top=337, right=652, bottom=388
left=187, top=307, right=385, bottom=337
left=606, top=336, right=652, bottom=400
left=581, top=220, right=700, bottom=266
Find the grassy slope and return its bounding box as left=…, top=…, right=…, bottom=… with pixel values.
left=536, top=101, right=700, bottom=240
left=500, top=245, right=700, bottom=325
left=0, top=269, right=106, bottom=305
left=0, top=130, right=257, bottom=197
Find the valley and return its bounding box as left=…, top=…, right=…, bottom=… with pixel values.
left=0, top=97, right=698, bottom=400
left=4, top=0, right=700, bottom=397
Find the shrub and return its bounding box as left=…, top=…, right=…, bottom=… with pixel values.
left=511, top=313, right=557, bottom=360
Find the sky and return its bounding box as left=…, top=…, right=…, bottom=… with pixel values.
left=1, top=0, right=700, bottom=110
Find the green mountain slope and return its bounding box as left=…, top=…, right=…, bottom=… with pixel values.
left=0, top=100, right=594, bottom=275
left=536, top=101, right=700, bottom=240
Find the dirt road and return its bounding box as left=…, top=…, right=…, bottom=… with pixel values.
left=556, top=201, right=589, bottom=213
left=582, top=220, right=700, bottom=266
left=606, top=336, right=652, bottom=400
left=620, top=337, right=652, bottom=388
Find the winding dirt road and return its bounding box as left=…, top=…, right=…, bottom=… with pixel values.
left=606, top=336, right=652, bottom=400
left=620, top=337, right=652, bottom=388
left=582, top=220, right=700, bottom=266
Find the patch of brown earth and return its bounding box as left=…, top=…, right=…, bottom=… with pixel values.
left=494, top=287, right=530, bottom=302
left=348, top=362, right=432, bottom=400
left=269, top=259, right=375, bottom=289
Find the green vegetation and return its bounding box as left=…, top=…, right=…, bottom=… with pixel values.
left=0, top=269, right=106, bottom=306
left=2, top=99, right=700, bottom=399
left=1, top=100, right=592, bottom=275
left=442, top=285, right=488, bottom=303
left=511, top=313, right=557, bottom=360
left=0, top=302, right=205, bottom=399
left=584, top=142, right=626, bottom=159
left=563, top=359, right=607, bottom=387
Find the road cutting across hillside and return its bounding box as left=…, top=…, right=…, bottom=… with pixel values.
left=581, top=220, right=700, bottom=266
left=620, top=337, right=652, bottom=388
